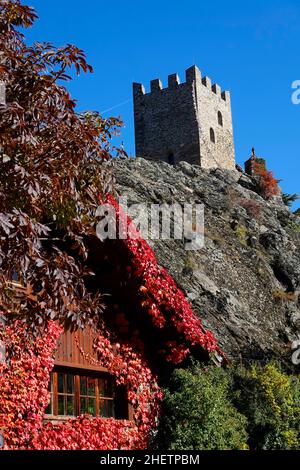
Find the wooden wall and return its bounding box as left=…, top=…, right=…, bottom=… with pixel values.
left=54, top=326, right=107, bottom=372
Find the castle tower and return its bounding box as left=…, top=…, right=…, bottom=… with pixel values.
left=133, top=65, right=235, bottom=170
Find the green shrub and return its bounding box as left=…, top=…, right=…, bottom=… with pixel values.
left=287, top=221, right=300, bottom=233
left=235, top=224, right=248, bottom=245
left=152, top=362, right=300, bottom=450
left=232, top=363, right=300, bottom=450
left=282, top=193, right=299, bottom=208
left=154, top=362, right=248, bottom=450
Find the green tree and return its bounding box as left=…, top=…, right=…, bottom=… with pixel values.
left=282, top=193, right=299, bottom=208
left=154, top=362, right=248, bottom=450
left=232, top=363, right=300, bottom=449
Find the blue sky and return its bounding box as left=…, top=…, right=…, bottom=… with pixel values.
left=25, top=0, right=300, bottom=209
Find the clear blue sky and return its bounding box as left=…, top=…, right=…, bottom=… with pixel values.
left=25, top=0, right=300, bottom=209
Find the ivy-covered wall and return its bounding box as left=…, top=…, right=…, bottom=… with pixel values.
left=0, top=197, right=221, bottom=450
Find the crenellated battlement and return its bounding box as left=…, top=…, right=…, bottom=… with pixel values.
left=168, top=73, right=180, bottom=88
left=133, top=64, right=235, bottom=170
left=133, top=82, right=145, bottom=96
left=133, top=65, right=230, bottom=101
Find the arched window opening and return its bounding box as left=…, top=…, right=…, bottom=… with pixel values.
left=168, top=152, right=175, bottom=165
left=210, top=128, right=215, bottom=144
left=218, top=111, right=223, bottom=126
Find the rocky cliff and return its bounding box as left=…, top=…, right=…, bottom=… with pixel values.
left=112, top=157, right=300, bottom=369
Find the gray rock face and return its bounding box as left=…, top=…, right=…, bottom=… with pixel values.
left=112, top=157, right=300, bottom=369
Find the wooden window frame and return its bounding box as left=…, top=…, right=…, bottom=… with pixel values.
left=44, top=366, right=132, bottom=421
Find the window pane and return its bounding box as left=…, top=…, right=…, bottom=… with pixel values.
left=87, top=377, right=95, bottom=396
left=48, top=370, right=117, bottom=419
left=88, top=398, right=96, bottom=416
left=58, top=395, right=64, bottom=415
left=80, top=376, right=87, bottom=395
left=67, top=374, right=74, bottom=394
left=57, top=373, right=64, bottom=393
left=99, top=377, right=113, bottom=397
left=100, top=399, right=115, bottom=418
left=80, top=397, right=87, bottom=414
left=67, top=396, right=75, bottom=416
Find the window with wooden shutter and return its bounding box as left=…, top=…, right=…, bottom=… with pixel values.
left=44, top=326, right=132, bottom=421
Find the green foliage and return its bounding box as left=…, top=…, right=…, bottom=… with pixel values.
left=183, top=252, right=197, bottom=273
left=282, top=193, right=299, bottom=208
left=154, top=363, right=248, bottom=450
left=153, top=362, right=300, bottom=451
left=235, top=224, right=247, bottom=245
left=287, top=221, right=300, bottom=233
left=232, top=363, right=300, bottom=450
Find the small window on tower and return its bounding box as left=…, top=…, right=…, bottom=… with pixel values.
left=218, top=111, right=223, bottom=126
left=168, top=152, right=175, bottom=165
left=210, top=128, right=216, bottom=143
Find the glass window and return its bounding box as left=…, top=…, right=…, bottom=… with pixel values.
left=99, top=376, right=115, bottom=418
left=45, top=369, right=118, bottom=419
left=79, top=376, right=97, bottom=416
left=57, top=372, right=75, bottom=416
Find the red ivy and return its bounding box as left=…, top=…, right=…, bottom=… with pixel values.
left=254, top=162, right=280, bottom=199
left=0, top=320, right=162, bottom=450
left=106, top=194, right=223, bottom=364
left=0, top=196, right=224, bottom=450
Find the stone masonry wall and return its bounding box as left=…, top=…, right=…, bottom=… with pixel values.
left=133, top=71, right=201, bottom=166
left=133, top=65, right=235, bottom=170
left=195, top=73, right=235, bottom=170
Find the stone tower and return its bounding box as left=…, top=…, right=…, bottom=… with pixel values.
left=133, top=65, right=235, bottom=170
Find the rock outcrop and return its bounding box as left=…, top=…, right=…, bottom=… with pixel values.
left=112, top=157, right=300, bottom=369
